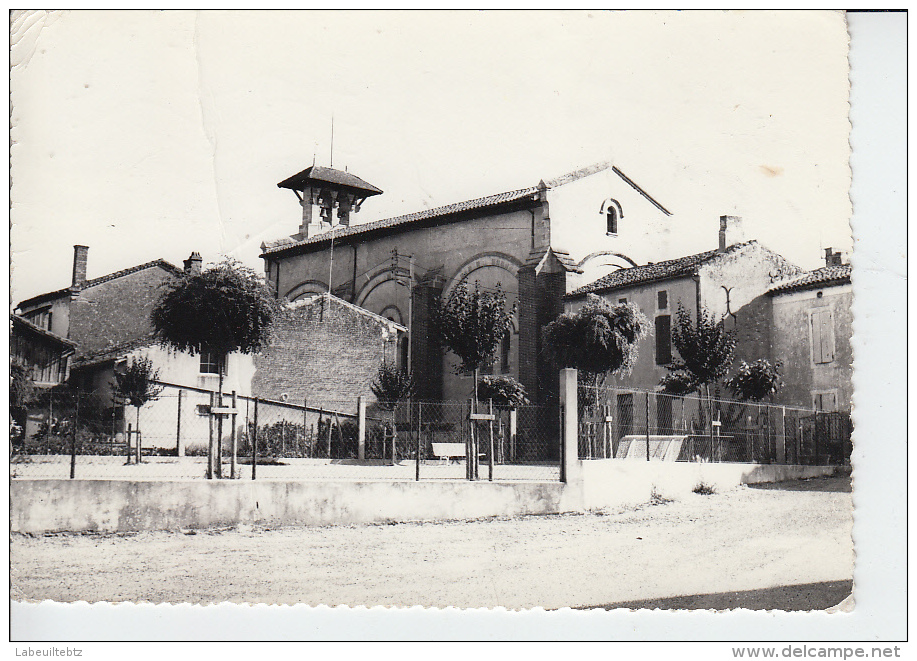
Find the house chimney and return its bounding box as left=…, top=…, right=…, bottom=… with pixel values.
left=824, top=248, right=843, bottom=267
left=718, top=215, right=744, bottom=252
left=183, top=251, right=202, bottom=275
left=71, top=245, right=89, bottom=289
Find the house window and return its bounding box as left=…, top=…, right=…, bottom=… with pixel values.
left=618, top=297, right=628, bottom=305
left=200, top=351, right=225, bottom=375
left=657, top=290, right=668, bottom=310
left=655, top=315, right=672, bottom=365
left=500, top=329, right=511, bottom=372
left=813, top=391, right=838, bottom=412
left=397, top=335, right=409, bottom=373
left=600, top=198, right=623, bottom=235
left=24, top=307, right=52, bottom=332
left=810, top=308, right=836, bottom=364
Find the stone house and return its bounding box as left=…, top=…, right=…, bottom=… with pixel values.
left=260, top=160, right=707, bottom=407
left=16, top=246, right=405, bottom=452
left=767, top=254, right=852, bottom=412
left=564, top=222, right=806, bottom=395
left=10, top=313, right=77, bottom=441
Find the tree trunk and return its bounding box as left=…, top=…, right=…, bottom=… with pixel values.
left=135, top=406, right=142, bottom=464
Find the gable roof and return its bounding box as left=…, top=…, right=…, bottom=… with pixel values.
left=10, top=314, right=77, bottom=351
left=768, top=264, right=852, bottom=295
left=567, top=242, right=758, bottom=298
left=261, top=160, right=671, bottom=259
left=70, top=334, right=159, bottom=369
left=289, top=292, right=408, bottom=333
left=16, top=259, right=184, bottom=310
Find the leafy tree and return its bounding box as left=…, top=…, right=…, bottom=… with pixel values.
left=10, top=358, right=36, bottom=447
left=478, top=375, right=529, bottom=409
left=726, top=359, right=782, bottom=402
left=112, top=357, right=163, bottom=461
left=659, top=304, right=736, bottom=398
left=543, top=294, right=649, bottom=402
left=433, top=281, right=516, bottom=401
left=370, top=361, right=414, bottom=411
left=151, top=258, right=278, bottom=477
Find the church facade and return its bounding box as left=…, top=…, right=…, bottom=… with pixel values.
left=260, top=161, right=720, bottom=406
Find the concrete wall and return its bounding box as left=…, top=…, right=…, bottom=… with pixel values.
left=578, top=460, right=836, bottom=510
left=770, top=284, right=853, bottom=410
left=11, top=463, right=835, bottom=534
left=10, top=479, right=570, bottom=533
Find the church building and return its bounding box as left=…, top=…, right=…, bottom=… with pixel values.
left=259, top=161, right=709, bottom=406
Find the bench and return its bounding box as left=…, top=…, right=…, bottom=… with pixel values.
left=430, top=442, right=486, bottom=464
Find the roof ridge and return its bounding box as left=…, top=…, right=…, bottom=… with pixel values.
left=17, top=258, right=183, bottom=309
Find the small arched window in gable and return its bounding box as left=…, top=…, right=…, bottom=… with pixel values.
left=600, top=198, right=623, bottom=235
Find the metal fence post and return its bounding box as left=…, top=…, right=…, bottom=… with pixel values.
left=126, top=423, right=133, bottom=465
left=230, top=390, right=238, bottom=479
left=488, top=399, right=495, bottom=482
left=176, top=389, right=184, bottom=457
left=645, top=391, right=651, bottom=462
left=357, top=396, right=366, bottom=461
left=70, top=393, right=78, bottom=479
left=415, top=400, right=421, bottom=482
left=252, top=397, right=259, bottom=480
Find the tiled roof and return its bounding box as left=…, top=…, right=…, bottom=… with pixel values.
left=71, top=334, right=158, bottom=368
left=10, top=314, right=77, bottom=350
left=261, top=187, right=540, bottom=256
left=568, top=242, right=757, bottom=298
left=277, top=165, right=383, bottom=196
left=768, top=264, right=851, bottom=294
left=16, top=259, right=184, bottom=310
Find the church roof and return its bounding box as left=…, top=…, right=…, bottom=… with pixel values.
left=261, top=186, right=541, bottom=256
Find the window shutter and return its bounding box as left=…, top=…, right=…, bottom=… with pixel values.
left=811, top=311, right=824, bottom=363
left=820, top=309, right=835, bottom=363
left=655, top=315, right=672, bottom=365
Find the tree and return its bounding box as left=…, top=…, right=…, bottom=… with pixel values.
left=478, top=375, right=529, bottom=409
left=112, top=357, right=163, bottom=462
left=543, top=294, right=649, bottom=404
left=370, top=361, right=414, bottom=411
left=10, top=358, right=36, bottom=448
left=151, top=258, right=278, bottom=477
left=433, top=281, right=516, bottom=402
left=659, top=304, right=736, bottom=398
left=726, top=359, right=782, bottom=402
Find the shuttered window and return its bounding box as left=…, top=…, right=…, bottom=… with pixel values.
left=810, top=309, right=836, bottom=364
left=655, top=315, right=672, bottom=365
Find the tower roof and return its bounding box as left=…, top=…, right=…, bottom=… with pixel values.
left=277, top=165, right=383, bottom=197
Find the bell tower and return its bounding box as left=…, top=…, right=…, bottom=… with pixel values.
left=277, top=165, right=383, bottom=240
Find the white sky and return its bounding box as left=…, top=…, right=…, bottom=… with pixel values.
left=10, top=9, right=852, bottom=305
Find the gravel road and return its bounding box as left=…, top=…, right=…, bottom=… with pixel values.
left=10, top=476, right=853, bottom=610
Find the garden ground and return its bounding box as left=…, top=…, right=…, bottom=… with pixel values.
left=10, top=475, right=853, bottom=610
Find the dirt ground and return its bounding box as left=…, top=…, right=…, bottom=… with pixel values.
left=10, top=476, right=853, bottom=610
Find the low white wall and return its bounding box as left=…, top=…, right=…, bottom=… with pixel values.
left=10, top=462, right=836, bottom=533
left=11, top=479, right=571, bottom=534
left=578, top=460, right=837, bottom=510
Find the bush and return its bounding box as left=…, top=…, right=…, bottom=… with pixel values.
left=478, top=376, right=529, bottom=408
left=692, top=481, right=716, bottom=495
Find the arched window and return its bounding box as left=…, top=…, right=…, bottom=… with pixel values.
left=500, top=329, right=511, bottom=372
left=600, top=199, right=623, bottom=235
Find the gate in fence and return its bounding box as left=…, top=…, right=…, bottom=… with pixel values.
left=577, top=385, right=851, bottom=467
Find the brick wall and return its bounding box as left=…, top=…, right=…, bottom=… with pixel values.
left=67, top=266, right=178, bottom=357
left=252, top=296, right=400, bottom=411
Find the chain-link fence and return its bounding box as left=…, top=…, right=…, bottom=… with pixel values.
left=11, top=384, right=560, bottom=482
left=577, top=385, right=851, bottom=466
